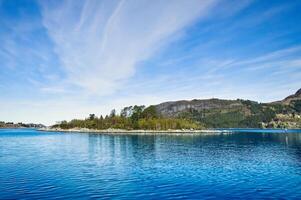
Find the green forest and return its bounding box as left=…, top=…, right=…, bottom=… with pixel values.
left=53, top=105, right=203, bottom=130
left=179, top=99, right=301, bottom=128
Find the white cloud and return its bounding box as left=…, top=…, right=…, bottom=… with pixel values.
left=40, top=0, right=217, bottom=95
left=2, top=0, right=301, bottom=125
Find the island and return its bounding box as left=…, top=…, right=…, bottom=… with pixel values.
left=42, top=88, right=301, bottom=133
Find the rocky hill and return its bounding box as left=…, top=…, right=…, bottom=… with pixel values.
left=153, top=88, right=301, bottom=128
left=155, top=98, right=245, bottom=118
left=282, top=88, right=301, bottom=104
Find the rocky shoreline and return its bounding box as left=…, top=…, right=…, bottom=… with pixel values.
left=39, top=127, right=231, bottom=135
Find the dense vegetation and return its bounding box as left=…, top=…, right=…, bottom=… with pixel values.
left=53, top=105, right=203, bottom=130
left=178, top=100, right=301, bottom=128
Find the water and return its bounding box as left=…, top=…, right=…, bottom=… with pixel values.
left=1, top=129, right=301, bottom=199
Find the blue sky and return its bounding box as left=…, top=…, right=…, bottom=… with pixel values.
left=1, top=0, right=301, bottom=125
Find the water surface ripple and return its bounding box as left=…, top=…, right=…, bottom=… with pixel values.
left=1, top=129, right=301, bottom=199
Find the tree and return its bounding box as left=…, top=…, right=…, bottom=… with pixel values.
left=292, top=100, right=301, bottom=113
left=120, top=106, right=133, bottom=117
left=110, top=109, right=116, bottom=117
left=89, top=114, right=95, bottom=120
left=127, top=105, right=144, bottom=128
left=142, top=105, right=158, bottom=119
left=131, top=106, right=145, bottom=121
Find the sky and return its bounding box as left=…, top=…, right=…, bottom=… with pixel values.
left=0, top=0, right=301, bottom=125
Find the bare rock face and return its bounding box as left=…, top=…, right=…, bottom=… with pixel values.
left=282, top=88, right=301, bottom=104
left=154, top=98, right=243, bottom=117
left=153, top=88, right=301, bottom=118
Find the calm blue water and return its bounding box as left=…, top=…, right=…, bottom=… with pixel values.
left=1, top=129, right=301, bottom=199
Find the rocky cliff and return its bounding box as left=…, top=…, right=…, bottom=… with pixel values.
left=155, top=98, right=244, bottom=118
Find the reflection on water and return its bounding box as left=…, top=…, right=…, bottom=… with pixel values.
left=1, top=129, right=301, bottom=199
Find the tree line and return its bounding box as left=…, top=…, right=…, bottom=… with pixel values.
left=53, top=105, right=203, bottom=130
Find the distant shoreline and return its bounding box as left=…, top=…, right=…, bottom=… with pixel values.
left=38, top=127, right=230, bottom=135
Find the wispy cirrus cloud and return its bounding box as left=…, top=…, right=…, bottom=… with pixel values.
left=40, top=0, right=217, bottom=95
left=1, top=0, right=301, bottom=125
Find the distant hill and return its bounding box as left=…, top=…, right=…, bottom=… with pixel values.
left=153, top=88, right=301, bottom=128
left=0, top=121, right=46, bottom=129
